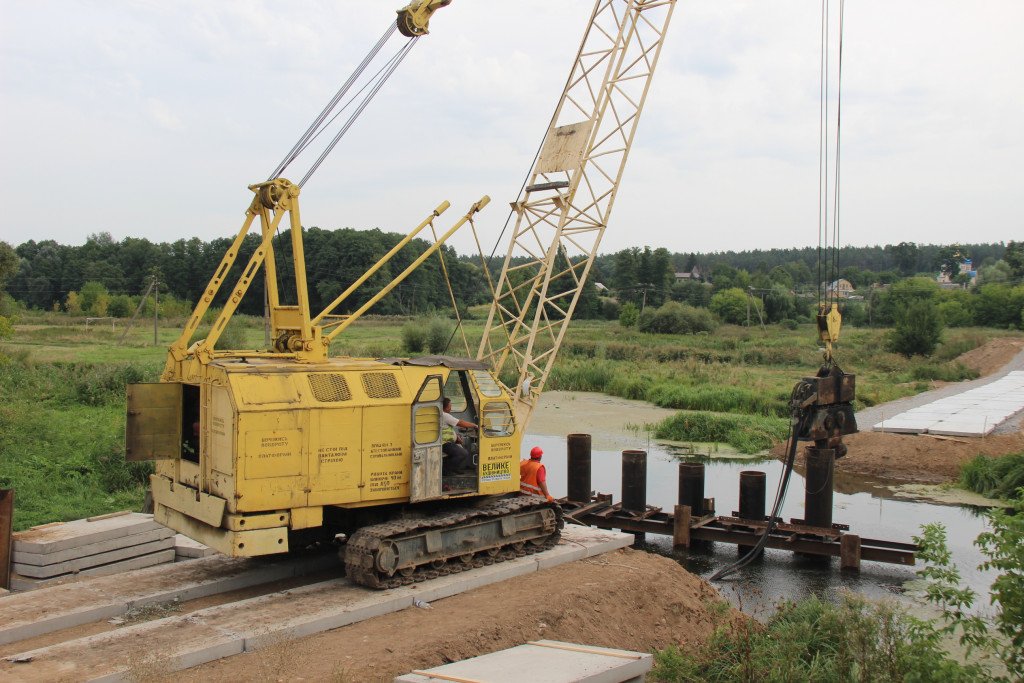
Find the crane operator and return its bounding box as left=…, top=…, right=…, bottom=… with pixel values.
left=442, top=397, right=477, bottom=476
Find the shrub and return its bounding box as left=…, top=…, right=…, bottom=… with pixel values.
left=618, top=301, right=639, bottom=328
left=917, top=517, right=1024, bottom=679
left=600, top=297, right=621, bottom=321
left=638, top=301, right=718, bottom=335
left=779, top=318, right=799, bottom=330
left=426, top=317, right=452, bottom=354
left=653, top=593, right=977, bottom=682
left=401, top=322, right=427, bottom=354
left=107, top=294, right=135, bottom=318
left=888, top=299, right=942, bottom=357
left=938, top=299, right=974, bottom=327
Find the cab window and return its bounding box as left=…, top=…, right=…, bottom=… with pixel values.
left=482, top=402, right=515, bottom=437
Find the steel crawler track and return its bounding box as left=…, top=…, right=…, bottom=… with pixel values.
left=344, top=495, right=564, bottom=589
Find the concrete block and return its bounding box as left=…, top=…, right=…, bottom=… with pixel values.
left=395, top=640, right=653, bottom=683
left=10, top=549, right=175, bottom=587
left=13, top=538, right=175, bottom=578
left=538, top=543, right=587, bottom=570
left=174, top=534, right=216, bottom=559
left=13, top=513, right=162, bottom=554
left=929, top=419, right=997, bottom=437
left=871, top=420, right=931, bottom=434
left=13, top=527, right=174, bottom=566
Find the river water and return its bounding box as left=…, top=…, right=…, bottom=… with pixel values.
left=526, top=414, right=996, bottom=618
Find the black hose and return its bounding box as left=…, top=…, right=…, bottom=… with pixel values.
left=709, top=405, right=810, bottom=582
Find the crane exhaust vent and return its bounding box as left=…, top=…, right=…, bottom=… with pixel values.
left=362, top=372, right=402, bottom=399
left=308, top=374, right=353, bottom=402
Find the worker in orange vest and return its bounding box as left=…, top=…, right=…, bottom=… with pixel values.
left=520, top=446, right=554, bottom=502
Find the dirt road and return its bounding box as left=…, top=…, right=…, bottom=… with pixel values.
left=181, top=548, right=740, bottom=682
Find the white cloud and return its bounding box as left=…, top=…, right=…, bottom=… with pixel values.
left=146, top=97, right=183, bottom=131
left=0, top=0, right=1021, bottom=254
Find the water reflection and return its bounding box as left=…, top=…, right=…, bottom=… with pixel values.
left=526, top=433, right=994, bottom=615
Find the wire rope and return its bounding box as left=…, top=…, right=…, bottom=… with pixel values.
left=270, top=22, right=398, bottom=180
left=300, top=37, right=419, bottom=187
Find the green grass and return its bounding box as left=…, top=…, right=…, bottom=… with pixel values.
left=651, top=411, right=789, bottom=454
left=960, top=452, right=1024, bottom=501
left=1, top=311, right=1018, bottom=529
left=0, top=357, right=159, bottom=530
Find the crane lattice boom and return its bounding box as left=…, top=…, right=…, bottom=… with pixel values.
left=477, top=0, right=677, bottom=428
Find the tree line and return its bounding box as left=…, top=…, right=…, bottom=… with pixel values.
left=1, top=231, right=1022, bottom=342
left=3, top=229, right=492, bottom=320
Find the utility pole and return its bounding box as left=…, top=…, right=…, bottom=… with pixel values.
left=152, top=275, right=159, bottom=346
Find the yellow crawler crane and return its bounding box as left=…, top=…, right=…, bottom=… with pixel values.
left=125, top=0, right=677, bottom=589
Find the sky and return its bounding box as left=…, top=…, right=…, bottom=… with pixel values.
left=1, top=0, right=1021, bottom=257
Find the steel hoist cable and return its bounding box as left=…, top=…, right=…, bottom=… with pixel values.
left=269, top=21, right=421, bottom=187
left=713, top=0, right=845, bottom=582
left=817, top=0, right=845, bottom=312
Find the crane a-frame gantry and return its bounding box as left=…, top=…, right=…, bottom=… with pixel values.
left=477, top=0, right=677, bottom=429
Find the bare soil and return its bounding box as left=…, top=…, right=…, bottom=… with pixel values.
left=775, top=337, right=1024, bottom=485
left=183, top=548, right=741, bottom=682
left=955, top=336, right=1024, bottom=377
left=815, top=430, right=1024, bottom=484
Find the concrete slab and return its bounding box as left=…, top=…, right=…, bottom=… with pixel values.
left=174, top=534, right=216, bottom=559
left=929, top=423, right=997, bottom=437
left=13, top=527, right=175, bottom=567
left=10, top=549, right=176, bottom=588
left=871, top=418, right=938, bottom=433
left=395, top=640, right=653, bottom=683
left=0, top=526, right=633, bottom=681
left=0, top=552, right=341, bottom=646
left=12, top=513, right=162, bottom=554
left=13, top=538, right=175, bottom=578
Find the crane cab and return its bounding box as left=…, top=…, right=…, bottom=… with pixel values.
left=126, top=356, right=522, bottom=557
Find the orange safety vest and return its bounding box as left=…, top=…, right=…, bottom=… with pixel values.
left=520, top=459, right=545, bottom=496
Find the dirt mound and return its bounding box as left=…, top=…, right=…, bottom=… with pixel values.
left=955, top=337, right=1024, bottom=377
left=774, top=431, right=1024, bottom=485
left=185, top=548, right=741, bottom=682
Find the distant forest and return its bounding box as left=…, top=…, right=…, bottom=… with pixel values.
left=1, top=230, right=1019, bottom=327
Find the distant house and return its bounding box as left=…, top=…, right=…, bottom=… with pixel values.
left=674, top=266, right=705, bottom=283
left=594, top=282, right=608, bottom=293
left=936, top=258, right=977, bottom=288
left=823, top=278, right=854, bottom=299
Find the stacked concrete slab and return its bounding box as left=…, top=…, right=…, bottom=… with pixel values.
left=873, top=370, right=1024, bottom=437
left=11, top=512, right=174, bottom=590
